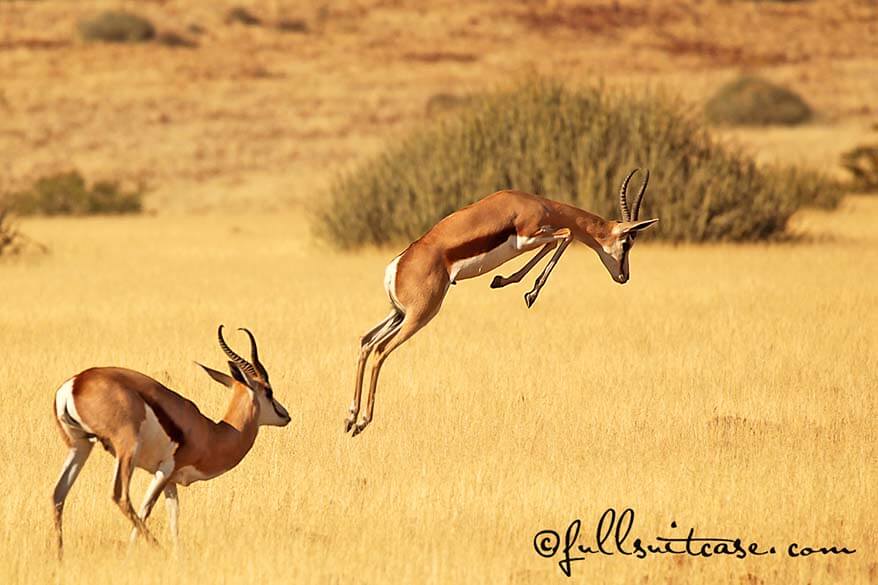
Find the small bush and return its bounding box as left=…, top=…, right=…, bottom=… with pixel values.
left=78, top=11, right=156, bottom=43
left=226, top=7, right=262, bottom=26
left=276, top=18, right=309, bottom=33
left=156, top=31, right=198, bottom=48
left=6, top=171, right=143, bottom=216
left=705, top=76, right=812, bottom=126
left=0, top=208, right=23, bottom=256
left=316, top=79, right=841, bottom=248
left=840, top=144, right=878, bottom=191
left=425, top=93, right=474, bottom=116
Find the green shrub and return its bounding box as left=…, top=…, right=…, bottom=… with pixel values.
left=226, top=7, right=262, bottom=26
left=316, top=79, right=841, bottom=248
left=6, top=171, right=143, bottom=216
left=0, top=208, right=22, bottom=256
left=425, top=93, right=474, bottom=116
left=840, top=144, right=878, bottom=191
left=156, top=31, right=198, bottom=48
left=276, top=18, right=309, bottom=33
left=78, top=11, right=156, bottom=43
left=705, top=76, right=812, bottom=126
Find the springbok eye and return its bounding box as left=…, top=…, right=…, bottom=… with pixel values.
left=621, top=239, right=631, bottom=252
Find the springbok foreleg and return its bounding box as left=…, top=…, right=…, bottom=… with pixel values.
left=490, top=242, right=558, bottom=289
left=164, top=483, right=179, bottom=546
left=130, top=459, right=174, bottom=544
left=524, top=229, right=573, bottom=308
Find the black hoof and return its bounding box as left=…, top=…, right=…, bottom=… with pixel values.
left=490, top=276, right=503, bottom=289
left=524, top=293, right=536, bottom=308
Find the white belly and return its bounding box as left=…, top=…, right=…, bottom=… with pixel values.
left=134, top=405, right=178, bottom=473
left=173, top=465, right=221, bottom=486
left=449, top=234, right=552, bottom=282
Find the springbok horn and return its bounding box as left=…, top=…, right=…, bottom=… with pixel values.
left=238, top=327, right=268, bottom=380
left=619, top=168, right=638, bottom=222
left=217, top=325, right=258, bottom=377
left=631, top=169, right=650, bottom=221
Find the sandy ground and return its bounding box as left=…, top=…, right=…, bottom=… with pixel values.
left=2, top=0, right=877, bottom=211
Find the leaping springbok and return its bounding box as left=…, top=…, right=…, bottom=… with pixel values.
left=51, top=326, right=290, bottom=557
left=345, top=169, right=659, bottom=436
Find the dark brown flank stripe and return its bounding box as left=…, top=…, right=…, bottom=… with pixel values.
left=140, top=393, right=186, bottom=448
left=444, top=226, right=517, bottom=264
left=71, top=372, right=185, bottom=449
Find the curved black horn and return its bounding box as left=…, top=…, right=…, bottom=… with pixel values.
left=238, top=327, right=268, bottom=380
left=619, top=168, right=638, bottom=222
left=217, top=325, right=257, bottom=377
left=631, top=169, right=650, bottom=221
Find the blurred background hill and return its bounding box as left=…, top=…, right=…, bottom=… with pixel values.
left=2, top=0, right=877, bottom=212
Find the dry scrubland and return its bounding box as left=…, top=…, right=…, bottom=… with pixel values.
left=2, top=0, right=878, bottom=208
left=0, top=199, right=876, bottom=584
left=2, top=0, right=878, bottom=583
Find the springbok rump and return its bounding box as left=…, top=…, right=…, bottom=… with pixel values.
left=345, top=169, right=659, bottom=436
left=51, top=326, right=290, bottom=558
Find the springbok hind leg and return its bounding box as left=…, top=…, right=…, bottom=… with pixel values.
left=52, top=439, right=94, bottom=559
left=352, top=312, right=435, bottom=437
left=346, top=310, right=403, bottom=432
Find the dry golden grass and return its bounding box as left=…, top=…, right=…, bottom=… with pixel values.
left=1, top=198, right=875, bottom=584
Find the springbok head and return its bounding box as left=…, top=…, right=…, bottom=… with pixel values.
left=597, top=168, right=660, bottom=284
left=199, top=325, right=291, bottom=427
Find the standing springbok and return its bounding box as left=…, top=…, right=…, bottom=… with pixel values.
left=51, top=326, right=290, bottom=557
left=345, top=169, right=659, bottom=436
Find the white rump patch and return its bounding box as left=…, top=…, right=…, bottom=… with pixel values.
left=384, top=255, right=404, bottom=311
left=55, top=377, right=96, bottom=436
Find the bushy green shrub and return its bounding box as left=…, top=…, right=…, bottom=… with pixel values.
left=840, top=144, right=878, bottom=191
left=705, top=76, right=812, bottom=126
left=226, top=7, right=262, bottom=26
left=0, top=208, right=22, bottom=256
left=6, top=171, right=143, bottom=216
left=316, top=79, right=840, bottom=248
left=425, top=93, right=474, bottom=116
left=78, top=11, right=156, bottom=43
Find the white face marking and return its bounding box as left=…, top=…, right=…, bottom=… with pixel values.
left=384, top=255, right=404, bottom=310
left=134, top=405, right=178, bottom=473
left=449, top=233, right=555, bottom=282
left=55, top=377, right=96, bottom=435
left=256, top=391, right=291, bottom=427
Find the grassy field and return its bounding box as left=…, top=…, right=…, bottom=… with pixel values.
left=0, top=198, right=875, bottom=584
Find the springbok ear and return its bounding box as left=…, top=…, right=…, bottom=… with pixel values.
left=196, top=362, right=235, bottom=388
left=616, top=218, right=659, bottom=235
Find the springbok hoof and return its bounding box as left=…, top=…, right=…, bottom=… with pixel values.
left=344, top=418, right=354, bottom=433
left=351, top=421, right=369, bottom=437
left=490, top=275, right=503, bottom=289
left=524, top=292, right=537, bottom=308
